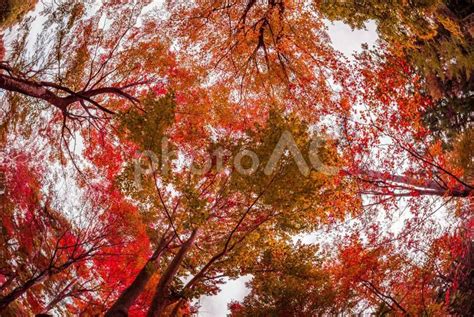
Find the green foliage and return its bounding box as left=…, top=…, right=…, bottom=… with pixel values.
left=316, top=0, right=474, bottom=98
left=228, top=111, right=345, bottom=232
left=422, top=91, right=474, bottom=147
left=119, top=93, right=176, bottom=153
left=451, top=128, right=474, bottom=180
left=230, top=243, right=341, bottom=317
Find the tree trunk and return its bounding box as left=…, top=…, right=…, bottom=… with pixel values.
left=105, top=236, right=172, bottom=317
left=0, top=272, right=46, bottom=311
left=147, top=229, right=199, bottom=317
left=0, top=70, right=133, bottom=115
left=40, top=280, right=76, bottom=314
left=352, top=168, right=473, bottom=197
left=170, top=299, right=186, bottom=317
left=0, top=74, right=68, bottom=109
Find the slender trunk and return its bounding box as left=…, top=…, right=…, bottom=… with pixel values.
left=0, top=272, right=46, bottom=311
left=0, top=246, right=96, bottom=312
left=147, top=229, right=199, bottom=317
left=159, top=245, right=230, bottom=315
left=170, top=299, right=186, bottom=317
left=157, top=249, right=226, bottom=315
left=105, top=236, right=172, bottom=317
left=352, top=169, right=473, bottom=197
left=41, top=280, right=76, bottom=314
left=354, top=169, right=442, bottom=190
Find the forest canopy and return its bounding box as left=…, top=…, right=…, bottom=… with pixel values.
left=0, top=0, right=472, bottom=316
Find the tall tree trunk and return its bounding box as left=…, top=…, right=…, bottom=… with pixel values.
left=105, top=236, right=172, bottom=317
left=147, top=229, right=199, bottom=317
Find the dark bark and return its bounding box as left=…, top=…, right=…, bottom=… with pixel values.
left=0, top=73, right=69, bottom=109
left=0, top=232, right=104, bottom=312
left=105, top=236, right=172, bottom=317
left=147, top=229, right=199, bottom=317
left=0, top=273, right=46, bottom=311
left=0, top=68, right=140, bottom=117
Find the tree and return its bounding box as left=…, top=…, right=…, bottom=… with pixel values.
left=0, top=1, right=472, bottom=315
left=165, top=0, right=352, bottom=115
left=0, top=0, right=178, bottom=145
left=99, top=105, right=356, bottom=316
left=316, top=0, right=474, bottom=149
left=316, top=0, right=474, bottom=95
left=337, top=50, right=473, bottom=201
left=0, top=150, right=113, bottom=314
left=330, top=229, right=469, bottom=316
left=434, top=216, right=474, bottom=317
left=164, top=0, right=473, bottom=202
left=229, top=243, right=342, bottom=317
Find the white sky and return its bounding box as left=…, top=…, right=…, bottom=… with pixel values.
left=326, top=20, right=378, bottom=59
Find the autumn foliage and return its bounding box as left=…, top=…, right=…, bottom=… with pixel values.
left=0, top=0, right=472, bottom=316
